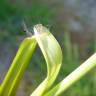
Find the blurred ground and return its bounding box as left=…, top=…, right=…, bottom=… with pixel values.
left=0, top=0, right=96, bottom=96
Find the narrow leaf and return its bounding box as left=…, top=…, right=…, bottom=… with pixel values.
left=0, top=36, right=37, bottom=96
left=44, top=53, right=96, bottom=96
left=31, top=24, right=62, bottom=96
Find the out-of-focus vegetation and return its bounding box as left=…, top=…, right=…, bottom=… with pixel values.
left=0, top=0, right=96, bottom=96
left=0, top=0, right=54, bottom=45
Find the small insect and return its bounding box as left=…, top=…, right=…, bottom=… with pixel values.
left=22, top=21, right=32, bottom=36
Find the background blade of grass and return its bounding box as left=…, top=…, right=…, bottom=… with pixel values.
left=0, top=36, right=37, bottom=96
left=63, top=32, right=72, bottom=63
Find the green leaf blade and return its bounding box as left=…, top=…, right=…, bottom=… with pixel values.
left=31, top=24, right=62, bottom=96
left=0, top=37, right=37, bottom=96
left=44, top=53, right=96, bottom=96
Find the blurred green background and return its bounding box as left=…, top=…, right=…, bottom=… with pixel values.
left=0, top=0, right=96, bottom=96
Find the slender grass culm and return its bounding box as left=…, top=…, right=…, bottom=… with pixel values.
left=0, top=24, right=96, bottom=96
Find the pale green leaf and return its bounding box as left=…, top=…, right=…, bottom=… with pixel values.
left=44, top=53, right=96, bottom=96
left=31, top=24, right=62, bottom=96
